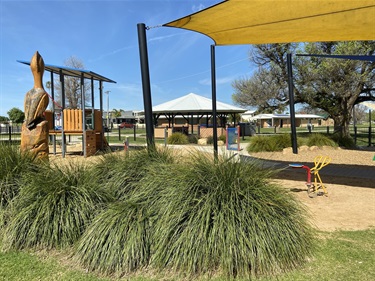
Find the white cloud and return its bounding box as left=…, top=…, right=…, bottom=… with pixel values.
left=192, top=4, right=206, bottom=13
left=199, top=76, right=235, bottom=86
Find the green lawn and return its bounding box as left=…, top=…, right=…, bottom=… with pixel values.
left=1, top=229, right=374, bottom=281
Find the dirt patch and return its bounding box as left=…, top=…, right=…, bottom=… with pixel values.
left=251, top=146, right=375, bottom=231
left=250, top=145, right=375, bottom=166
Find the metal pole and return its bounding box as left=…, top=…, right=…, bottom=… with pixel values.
left=81, top=73, right=87, bottom=158
left=50, top=71, right=56, bottom=155
left=211, top=45, right=218, bottom=159
left=287, top=53, right=298, bottom=154
left=99, top=81, right=104, bottom=150
left=105, top=91, right=110, bottom=128
left=105, top=90, right=110, bottom=141
left=369, top=109, right=372, bottom=147
left=137, top=23, right=155, bottom=151
left=60, top=70, right=66, bottom=158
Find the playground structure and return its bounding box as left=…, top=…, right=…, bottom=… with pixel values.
left=289, top=155, right=332, bottom=198
left=45, top=109, right=107, bottom=157
left=18, top=57, right=116, bottom=158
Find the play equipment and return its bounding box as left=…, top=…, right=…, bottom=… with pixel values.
left=289, top=155, right=331, bottom=198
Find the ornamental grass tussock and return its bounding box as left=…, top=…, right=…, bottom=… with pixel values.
left=75, top=149, right=315, bottom=279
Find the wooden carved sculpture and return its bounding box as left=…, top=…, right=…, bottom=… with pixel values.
left=20, top=51, right=49, bottom=160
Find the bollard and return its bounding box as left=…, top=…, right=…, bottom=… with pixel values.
left=164, top=127, right=168, bottom=147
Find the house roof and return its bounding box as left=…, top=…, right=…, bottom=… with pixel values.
left=251, top=113, right=322, bottom=120
left=151, top=93, right=247, bottom=114
left=363, top=102, right=375, bottom=111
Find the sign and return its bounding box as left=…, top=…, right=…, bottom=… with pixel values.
left=226, top=126, right=240, bottom=151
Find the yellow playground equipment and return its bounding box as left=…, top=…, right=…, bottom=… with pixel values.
left=289, top=155, right=331, bottom=198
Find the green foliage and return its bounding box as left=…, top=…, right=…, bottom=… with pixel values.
left=147, top=153, right=314, bottom=278
left=0, top=116, right=9, bottom=122
left=206, top=135, right=214, bottom=144
left=74, top=151, right=314, bottom=279
left=2, top=161, right=113, bottom=250
left=248, top=134, right=294, bottom=152
left=331, top=133, right=356, bottom=148
left=0, top=144, right=37, bottom=210
left=75, top=201, right=152, bottom=275
left=306, top=133, right=337, bottom=147
left=1, top=228, right=375, bottom=281
left=218, top=134, right=226, bottom=143
left=232, top=42, right=375, bottom=137
left=96, top=148, right=176, bottom=200
left=167, top=132, right=189, bottom=144
left=74, top=149, right=176, bottom=275
left=7, top=107, right=24, bottom=124
left=187, top=134, right=198, bottom=144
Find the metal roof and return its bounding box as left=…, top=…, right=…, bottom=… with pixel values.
left=17, top=60, right=116, bottom=83
left=151, top=93, right=247, bottom=114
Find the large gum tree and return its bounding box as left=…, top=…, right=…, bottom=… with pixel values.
left=232, top=41, right=375, bottom=138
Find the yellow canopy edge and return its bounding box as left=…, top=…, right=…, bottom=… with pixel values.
left=164, top=0, right=375, bottom=45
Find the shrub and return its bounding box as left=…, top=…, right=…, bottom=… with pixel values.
left=218, top=134, right=226, bottom=143
left=167, top=132, right=188, bottom=144
left=97, top=148, right=176, bottom=200
left=306, top=133, right=337, bottom=147
left=331, top=133, right=356, bottom=148
left=75, top=201, right=152, bottom=275
left=206, top=135, right=214, bottom=144
left=247, top=135, right=275, bottom=152
left=2, top=161, right=113, bottom=250
left=248, top=134, right=300, bottom=153
left=0, top=144, right=37, bottom=210
left=147, top=153, right=314, bottom=279
left=75, top=150, right=176, bottom=276
left=187, top=134, right=198, bottom=144
left=271, top=133, right=293, bottom=150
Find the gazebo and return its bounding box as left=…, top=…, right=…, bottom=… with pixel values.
left=144, top=93, right=246, bottom=138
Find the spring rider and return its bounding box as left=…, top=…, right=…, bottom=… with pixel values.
left=289, top=155, right=331, bottom=198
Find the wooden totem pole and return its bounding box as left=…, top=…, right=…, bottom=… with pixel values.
left=20, top=51, right=50, bottom=160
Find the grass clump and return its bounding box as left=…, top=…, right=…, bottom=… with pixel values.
left=2, top=161, right=113, bottom=250
left=147, top=153, right=314, bottom=279
left=188, top=134, right=198, bottom=144
left=306, top=133, right=337, bottom=147
left=331, top=133, right=356, bottom=148
left=167, top=132, right=189, bottom=144
left=74, top=149, right=176, bottom=276
left=0, top=143, right=37, bottom=209
left=75, top=201, right=152, bottom=276
left=97, top=147, right=176, bottom=200
left=247, top=134, right=303, bottom=153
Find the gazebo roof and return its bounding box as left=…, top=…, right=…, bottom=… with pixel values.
left=151, top=93, right=246, bottom=114
left=17, top=60, right=116, bottom=83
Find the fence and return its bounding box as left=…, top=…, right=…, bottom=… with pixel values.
left=2, top=124, right=374, bottom=148
left=0, top=125, right=21, bottom=142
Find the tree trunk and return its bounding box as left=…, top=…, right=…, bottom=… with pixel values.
left=332, top=114, right=351, bottom=138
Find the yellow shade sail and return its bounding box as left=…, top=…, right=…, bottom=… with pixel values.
left=164, top=0, right=375, bottom=45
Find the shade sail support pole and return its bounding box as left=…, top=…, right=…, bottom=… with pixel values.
left=211, top=45, right=218, bottom=159
left=287, top=53, right=298, bottom=154
left=137, top=23, right=155, bottom=151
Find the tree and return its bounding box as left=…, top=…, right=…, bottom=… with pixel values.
left=7, top=107, right=25, bottom=124
left=0, top=116, right=9, bottom=122
left=55, top=56, right=90, bottom=109
left=232, top=41, right=375, bottom=137
left=112, top=109, right=124, bottom=118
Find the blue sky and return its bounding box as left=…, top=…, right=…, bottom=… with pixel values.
left=0, top=0, right=256, bottom=117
